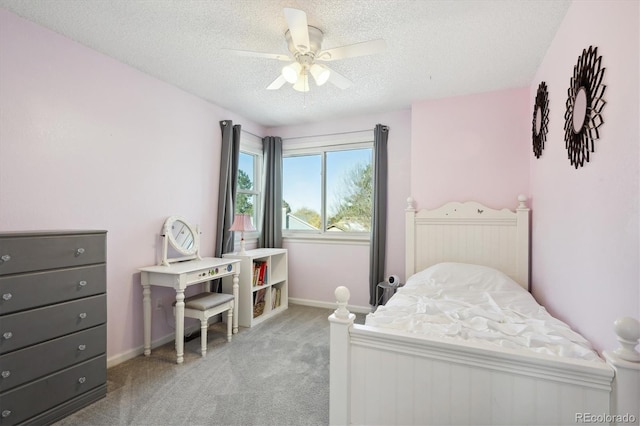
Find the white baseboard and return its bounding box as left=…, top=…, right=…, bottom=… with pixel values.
left=106, top=323, right=201, bottom=368
left=107, top=300, right=371, bottom=368
left=289, top=297, right=372, bottom=314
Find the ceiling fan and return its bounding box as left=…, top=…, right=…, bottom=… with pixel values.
left=223, top=8, right=386, bottom=92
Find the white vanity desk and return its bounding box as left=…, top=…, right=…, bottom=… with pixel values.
left=139, top=216, right=240, bottom=364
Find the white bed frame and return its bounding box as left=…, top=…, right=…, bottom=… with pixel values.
left=329, top=196, right=640, bottom=425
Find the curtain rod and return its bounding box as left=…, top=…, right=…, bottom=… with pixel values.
left=241, top=129, right=262, bottom=139
left=282, top=129, right=373, bottom=141
left=242, top=128, right=374, bottom=141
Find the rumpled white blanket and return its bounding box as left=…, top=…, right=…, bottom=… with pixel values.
left=366, top=263, right=600, bottom=361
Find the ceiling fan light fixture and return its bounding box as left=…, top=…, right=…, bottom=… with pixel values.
left=292, top=74, right=310, bottom=92
left=282, top=62, right=301, bottom=84
left=310, top=64, right=331, bottom=86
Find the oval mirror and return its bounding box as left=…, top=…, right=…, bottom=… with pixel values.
left=163, top=216, right=198, bottom=256
left=572, top=87, right=588, bottom=133
left=534, top=106, right=542, bottom=136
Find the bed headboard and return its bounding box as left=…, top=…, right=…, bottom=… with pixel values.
left=405, top=195, right=530, bottom=290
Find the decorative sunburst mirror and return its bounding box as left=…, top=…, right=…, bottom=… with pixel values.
left=532, top=82, right=549, bottom=158
left=564, top=46, right=606, bottom=168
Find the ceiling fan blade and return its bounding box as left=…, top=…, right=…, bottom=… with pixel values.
left=317, top=39, right=387, bottom=61
left=326, top=67, right=352, bottom=90
left=266, top=75, right=287, bottom=90
left=221, top=48, right=290, bottom=62
left=283, top=8, right=310, bottom=53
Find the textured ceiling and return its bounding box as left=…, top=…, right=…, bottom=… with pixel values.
left=0, top=0, right=571, bottom=127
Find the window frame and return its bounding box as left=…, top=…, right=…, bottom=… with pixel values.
left=236, top=132, right=263, bottom=242
left=282, top=130, right=374, bottom=243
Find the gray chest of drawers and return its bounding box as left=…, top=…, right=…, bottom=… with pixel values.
left=0, top=231, right=107, bottom=426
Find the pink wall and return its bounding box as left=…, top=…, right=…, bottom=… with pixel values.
left=0, top=10, right=265, bottom=363
left=411, top=87, right=531, bottom=211
left=2, top=0, right=635, bottom=365
left=269, top=109, right=412, bottom=307
left=529, top=0, right=639, bottom=352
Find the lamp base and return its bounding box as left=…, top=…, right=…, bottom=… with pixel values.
left=237, top=238, right=247, bottom=256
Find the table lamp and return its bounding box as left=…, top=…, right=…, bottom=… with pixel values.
left=229, top=213, right=256, bottom=255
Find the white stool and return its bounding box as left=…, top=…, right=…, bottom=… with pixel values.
left=174, top=292, right=235, bottom=357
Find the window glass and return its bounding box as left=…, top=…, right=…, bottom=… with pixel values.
left=236, top=152, right=257, bottom=226
left=238, top=152, right=254, bottom=191
left=282, top=146, right=372, bottom=234
left=326, top=148, right=373, bottom=232
left=283, top=154, right=322, bottom=230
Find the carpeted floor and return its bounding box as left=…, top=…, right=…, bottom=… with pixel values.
left=54, top=304, right=365, bottom=426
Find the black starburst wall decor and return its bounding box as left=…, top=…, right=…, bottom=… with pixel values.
left=564, top=45, right=606, bottom=169
left=532, top=81, right=549, bottom=158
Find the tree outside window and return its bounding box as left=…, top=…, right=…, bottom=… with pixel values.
left=236, top=151, right=260, bottom=228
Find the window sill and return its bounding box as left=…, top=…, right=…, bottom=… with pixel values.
left=283, top=233, right=370, bottom=246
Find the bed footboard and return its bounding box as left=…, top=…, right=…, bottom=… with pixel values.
left=329, top=286, right=356, bottom=425
left=329, top=286, right=639, bottom=426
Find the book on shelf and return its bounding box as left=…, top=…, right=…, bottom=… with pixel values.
left=271, top=287, right=281, bottom=309
left=258, top=262, right=267, bottom=285
left=254, top=288, right=266, bottom=304
left=252, top=261, right=267, bottom=286
left=253, top=288, right=266, bottom=318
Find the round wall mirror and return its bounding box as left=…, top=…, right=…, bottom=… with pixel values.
left=564, top=45, right=606, bottom=169
left=532, top=81, right=549, bottom=159
left=572, top=87, right=588, bottom=133
left=534, top=107, right=542, bottom=136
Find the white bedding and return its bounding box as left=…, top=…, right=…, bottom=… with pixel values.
left=366, top=263, right=600, bottom=361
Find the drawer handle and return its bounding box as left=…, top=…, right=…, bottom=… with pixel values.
left=1, top=370, right=10, bottom=379
left=1, top=410, right=11, bottom=418
left=2, top=332, right=12, bottom=340
left=0, top=254, right=10, bottom=263
left=78, top=280, right=88, bottom=288
left=75, top=248, right=85, bottom=257
left=78, top=376, right=86, bottom=384
left=78, top=312, right=87, bottom=319
left=78, top=344, right=86, bottom=351
left=2, top=293, right=11, bottom=301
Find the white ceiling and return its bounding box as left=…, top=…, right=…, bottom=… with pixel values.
left=0, top=0, right=571, bottom=128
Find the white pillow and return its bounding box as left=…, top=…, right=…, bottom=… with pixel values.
left=405, top=262, right=522, bottom=293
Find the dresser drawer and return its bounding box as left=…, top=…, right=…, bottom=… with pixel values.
left=0, top=325, right=106, bottom=393
left=0, top=355, right=106, bottom=426
left=0, top=233, right=106, bottom=276
left=0, top=295, right=106, bottom=355
left=0, top=264, right=106, bottom=315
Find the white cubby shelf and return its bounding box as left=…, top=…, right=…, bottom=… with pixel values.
left=222, top=248, right=288, bottom=327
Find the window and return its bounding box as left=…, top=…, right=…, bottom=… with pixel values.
left=283, top=142, right=373, bottom=237
left=235, top=132, right=263, bottom=232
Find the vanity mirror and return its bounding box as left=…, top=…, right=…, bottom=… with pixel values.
left=160, top=216, right=201, bottom=266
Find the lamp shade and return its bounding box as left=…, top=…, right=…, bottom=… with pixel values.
left=310, top=64, right=331, bottom=86
left=293, top=73, right=310, bottom=92
left=282, top=62, right=302, bottom=84
left=229, top=214, right=256, bottom=232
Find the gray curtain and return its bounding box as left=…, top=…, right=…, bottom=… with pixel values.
left=369, top=124, right=389, bottom=306
left=214, top=121, right=241, bottom=258
left=259, top=136, right=283, bottom=248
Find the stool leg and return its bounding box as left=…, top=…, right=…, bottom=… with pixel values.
left=226, top=307, right=233, bottom=342
left=200, top=318, right=208, bottom=357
